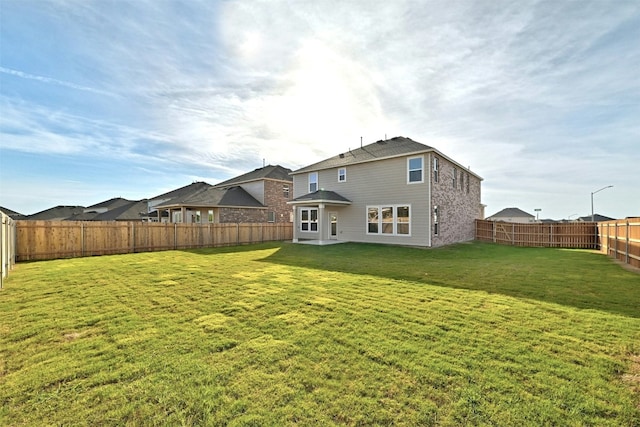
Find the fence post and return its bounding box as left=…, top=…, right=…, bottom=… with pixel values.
left=626, top=221, right=630, bottom=264
left=81, top=222, right=85, bottom=257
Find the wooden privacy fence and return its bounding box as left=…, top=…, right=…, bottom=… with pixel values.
left=598, top=219, right=640, bottom=269
left=16, top=221, right=293, bottom=262
left=1, top=212, right=16, bottom=288
left=475, top=220, right=597, bottom=249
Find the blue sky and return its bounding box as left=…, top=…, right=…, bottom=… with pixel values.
left=1, top=0, right=638, bottom=219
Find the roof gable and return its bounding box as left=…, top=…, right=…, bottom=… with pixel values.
left=488, top=207, right=535, bottom=218
left=292, top=136, right=432, bottom=175
left=213, top=164, right=292, bottom=188
left=155, top=186, right=264, bottom=209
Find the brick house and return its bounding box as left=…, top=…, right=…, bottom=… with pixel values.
left=151, top=165, right=293, bottom=224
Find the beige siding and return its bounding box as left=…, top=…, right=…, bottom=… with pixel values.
left=294, top=156, right=432, bottom=246
left=238, top=181, right=265, bottom=204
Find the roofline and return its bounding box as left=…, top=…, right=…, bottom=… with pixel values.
left=290, top=147, right=483, bottom=181
left=287, top=199, right=352, bottom=206
left=212, top=176, right=292, bottom=188
left=153, top=204, right=266, bottom=210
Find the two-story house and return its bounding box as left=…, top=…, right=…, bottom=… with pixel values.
left=288, top=136, right=483, bottom=247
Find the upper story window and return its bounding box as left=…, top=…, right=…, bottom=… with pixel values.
left=338, top=168, right=346, bottom=182
left=283, top=184, right=290, bottom=198
left=407, top=156, right=423, bottom=184
left=453, top=167, right=458, bottom=189
left=309, top=172, right=318, bottom=193
left=433, top=157, right=439, bottom=183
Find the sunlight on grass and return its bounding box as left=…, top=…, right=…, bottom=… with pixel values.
left=1, top=242, right=639, bottom=426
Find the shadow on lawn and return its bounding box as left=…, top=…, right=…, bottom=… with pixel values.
left=258, top=242, right=640, bottom=319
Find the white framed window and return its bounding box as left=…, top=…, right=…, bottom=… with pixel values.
left=407, top=156, right=423, bottom=184
left=195, top=210, right=201, bottom=223
left=338, top=167, right=346, bottom=182
left=300, top=208, right=318, bottom=232
left=172, top=211, right=182, bottom=223
left=433, top=157, right=439, bottom=183
left=453, top=167, right=458, bottom=189
left=366, top=205, right=411, bottom=236
left=267, top=211, right=275, bottom=222
left=309, top=172, right=318, bottom=193
left=208, top=210, right=214, bottom=223
left=434, top=205, right=439, bottom=236
left=283, top=184, right=290, bottom=198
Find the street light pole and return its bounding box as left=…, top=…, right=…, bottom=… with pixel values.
left=590, top=185, right=613, bottom=222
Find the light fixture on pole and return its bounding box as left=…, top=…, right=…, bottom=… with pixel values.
left=590, top=185, right=613, bottom=222
left=534, top=208, right=541, bottom=221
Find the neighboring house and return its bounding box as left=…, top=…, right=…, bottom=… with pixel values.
left=25, top=206, right=86, bottom=221
left=213, top=164, right=293, bottom=223
left=150, top=165, right=294, bottom=224
left=578, top=214, right=615, bottom=222
left=288, top=136, right=483, bottom=247
left=486, top=208, right=536, bottom=223
left=153, top=185, right=267, bottom=223
left=145, top=182, right=212, bottom=222
left=88, top=200, right=150, bottom=221
left=67, top=197, right=137, bottom=221
left=0, top=207, right=26, bottom=220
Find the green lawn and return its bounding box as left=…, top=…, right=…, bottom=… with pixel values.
left=1, top=242, right=639, bottom=426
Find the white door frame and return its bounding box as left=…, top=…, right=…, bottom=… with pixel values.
left=328, top=211, right=338, bottom=240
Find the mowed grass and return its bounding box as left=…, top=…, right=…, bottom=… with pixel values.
left=1, top=242, right=639, bottom=426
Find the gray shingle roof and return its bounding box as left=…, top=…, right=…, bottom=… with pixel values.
left=488, top=207, right=534, bottom=218
left=149, top=181, right=212, bottom=201
left=213, top=165, right=292, bottom=188
left=289, top=190, right=352, bottom=204
left=155, top=186, right=264, bottom=209
left=93, top=200, right=150, bottom=221
left=85, top=197, right=132, bottom=211
left=26, top=206, right=86, bottom=220
left=291, top=137, right=433, bottom=175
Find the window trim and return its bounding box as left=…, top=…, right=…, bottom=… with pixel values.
left=407, top=156, right=424, bottom=184
left=267, top=211, right=275, bottom=223
left=434, top=205, right=439, bottom=236
left=338, top=167, right=346, bottom=182
left=300, top=207, right=318, bottom=232
left=433, top=157, right=439, bottom=183
left=309, top=172, right=318, bottom=193
left=366, top=204, right=411, bottom=236
left=283, top=184, right=290, bottom=198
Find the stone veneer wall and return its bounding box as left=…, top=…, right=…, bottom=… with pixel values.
left=263, top=179, right=294, bottom=223
left=219, top=208, right=267, bottom=223
left=430, top=154, right=482, bottom=247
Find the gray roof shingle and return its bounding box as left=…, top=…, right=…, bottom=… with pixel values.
left=488, top=207, right=534, bottom=218
left=155, top=186, right=264, bottom=209
left=290, top=190, right=352, bottom=204
left=214, top=165, right=292, bottom=188
left=291, top=137, right=433, bottom=175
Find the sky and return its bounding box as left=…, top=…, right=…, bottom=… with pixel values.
left=1, top=0, right=638, bottom=220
